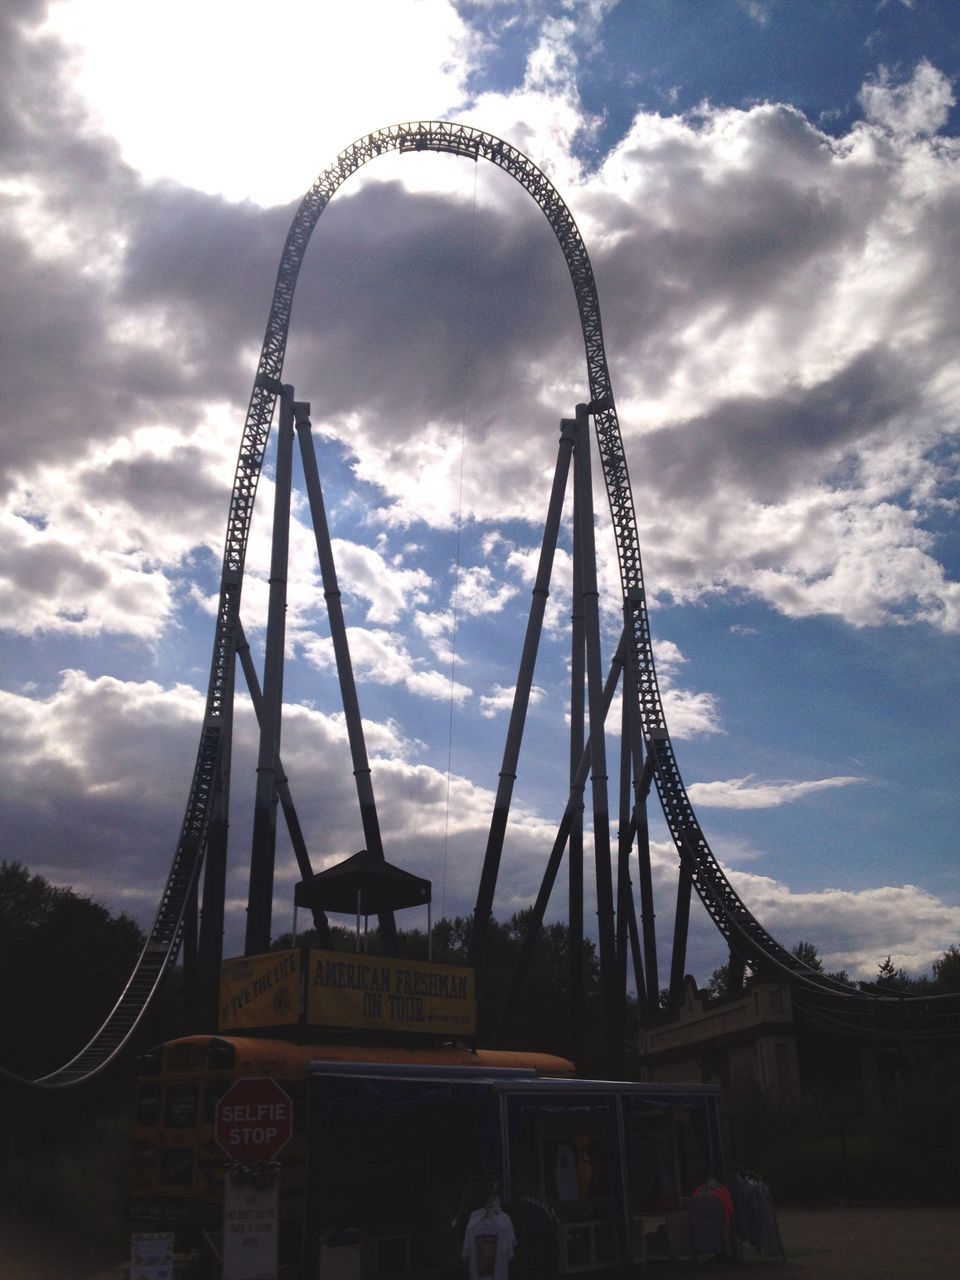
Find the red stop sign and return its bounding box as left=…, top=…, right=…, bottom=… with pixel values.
left=215, top=1076, right=293, bottom=1162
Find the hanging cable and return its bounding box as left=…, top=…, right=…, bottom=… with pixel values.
left=440, top=160, right=480, bottom=930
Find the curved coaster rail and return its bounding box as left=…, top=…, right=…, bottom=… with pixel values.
left=17, top=122, right=957, bottom=1088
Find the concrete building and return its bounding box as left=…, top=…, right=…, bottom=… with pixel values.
left=638, top=976, right=802, bottom=1100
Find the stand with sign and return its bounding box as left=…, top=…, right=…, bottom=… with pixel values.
left=130, top=1231, right=175, bottom=1280
left=215, top=1078, right=293, bottom=1280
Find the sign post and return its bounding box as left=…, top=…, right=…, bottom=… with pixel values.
left=215, top=1078, right=293, bottom=1280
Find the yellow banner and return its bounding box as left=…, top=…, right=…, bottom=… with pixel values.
left=219, top=950, right=301, bottom=1032
left=306, top=951, right=476, bottom=1036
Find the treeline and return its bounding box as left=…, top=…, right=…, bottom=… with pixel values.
left=5, top=857, right=958, bottom=1084
left=0, top=861, right=179, bottom=1081
left=706, top=938, right=960, bottom=1000
left=0, top=861, right=619, bottom=1081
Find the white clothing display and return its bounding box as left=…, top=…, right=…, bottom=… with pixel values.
left=462, top=1203, right=516, bottom=1280
left=553, top=1142, right=579, bottom=1202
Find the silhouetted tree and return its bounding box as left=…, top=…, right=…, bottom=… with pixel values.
left=933, top=944, right=960, bottom=993
left=0, top=861, right=145, bottom=1077
left=706, top=965, right=731, bottom=1000
left=705, top=939, right=857, bottom=1000
left=871, top=954, right=934, bottom=992
left=793, top=939, right=823, bottom=970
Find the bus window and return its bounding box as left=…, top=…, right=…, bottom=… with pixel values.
left=164, top=1082, right=199, bottom=1129
left=136, top=1080, right=162, bottom=1128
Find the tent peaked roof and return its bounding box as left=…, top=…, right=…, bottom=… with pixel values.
left=294, top=849, right=432, bottom=915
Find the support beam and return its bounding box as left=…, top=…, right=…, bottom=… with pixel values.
left=608, top=802, right=648, bottom=1014
left=625, top=654, right=660, bottom=1016
left=614, top=676, right=633, bottom=1073
left=568, top=450, right=586, bottom=1066
left=624, top=876, right=647, bottom=1014
left=181, top=878, right=199, bottom=1032
left=245, top=386, right=295, bottom=955
left=196, top=753, right=231, bottom=1028
left=495, top=631, right=628, bottom=1042
left=574, top=404, right=619, bottom=1071
left=668, top=831, right=696, bottom=1010
left=727, top=949, right=746, bottom=994
left=470, top=420, right=576, bottom=972
left=296, top=406, right=398, bottom=952
left=236, top=621, right=331, bottom=947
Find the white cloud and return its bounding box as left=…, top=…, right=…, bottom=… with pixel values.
left=583, top=80, right=960, bottom=632
left=687, top=774, right=866, bottom=810
left=724, top=868, right=960, bottom=979
left=301, top=626, right=472, bottom=704
left=331, top=539, right=433, bottom=625
left=617, top=839, right=960, bottom=985
left=739, top=1, right=772, bottom=24
left=479, top=682, right=546, bottom=719
left=659, top=686, right=723, bottom=739
left=456, top=563, right=519, bottom=615
left=43, top=0, right=478, bottom=204
left=859, top=60, right=956, bottom=137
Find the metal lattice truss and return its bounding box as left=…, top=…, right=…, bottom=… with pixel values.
left=35, top=121, right=955, bottom=1086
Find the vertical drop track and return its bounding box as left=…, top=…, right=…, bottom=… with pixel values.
left=22, top=122, right=956, bottom=1088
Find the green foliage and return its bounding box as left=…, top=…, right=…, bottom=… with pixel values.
left=872, top=954, right=935, bottom=993
left=705, top=940, right=960, bottom=999
left=876, top=954, right=902, bottom=987
left=0, top=860, right=145, bottom=1077
left=728, top=1063, right=960, bottom=1205
left=706, top=965, right=730, bottom=999
left=932, top=944, right=960, bottom=992
left=1, top=1105, right=132, bottom=1258
left=707, top=940, right=831, bottom=1001
left=792, top=939, right=823, bottom=971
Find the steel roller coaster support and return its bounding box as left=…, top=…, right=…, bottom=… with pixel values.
left=14, top=121, right=960, bottom=1090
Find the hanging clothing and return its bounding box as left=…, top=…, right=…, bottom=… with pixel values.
left=689, top=1180, right=736, bottom=1258
left=731, top=1171, right=785, bottom=1259
left=462, top=1204, right=517, bottom=1280
left=553, top=1142, right=580, bottom=1201
left=694, top=1178, right=734, bottom=1223
left=575, top=1136, right=593, bottom=1199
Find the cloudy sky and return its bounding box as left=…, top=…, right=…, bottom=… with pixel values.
left=2, top=0, right=958, bottom=992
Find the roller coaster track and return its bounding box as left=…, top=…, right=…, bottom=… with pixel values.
left=21, top=122, right=959, bottom=1087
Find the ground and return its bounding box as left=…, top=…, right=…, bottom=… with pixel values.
left=2, top=1206, right=959, bottom=1278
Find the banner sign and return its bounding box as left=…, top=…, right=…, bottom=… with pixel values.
left=306, top=950, right=476, bottom=1036
left=219, top=950, right=301, bottom=1032
left=219, top=948, right=476, bottom=1037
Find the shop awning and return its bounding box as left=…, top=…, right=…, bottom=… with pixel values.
left=294, top=849, right=432, bottom=916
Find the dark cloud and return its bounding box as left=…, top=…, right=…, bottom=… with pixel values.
left=635, top=347, right=916, bottom=505
left=595, top=112, right=880, bottom=376
left=0, top=6, right=185, bottom=489
left=117, top=172, right=583, bottom=430
left=85, top=444, right=229, bottom=543
left=118, top=183, right=293, bottom=393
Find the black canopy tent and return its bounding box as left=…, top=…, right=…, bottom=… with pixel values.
left=294, top=850, right=432, bottom=952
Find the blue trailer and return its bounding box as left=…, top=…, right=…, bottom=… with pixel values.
left=303, top=1062, right=727, bottom=1277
